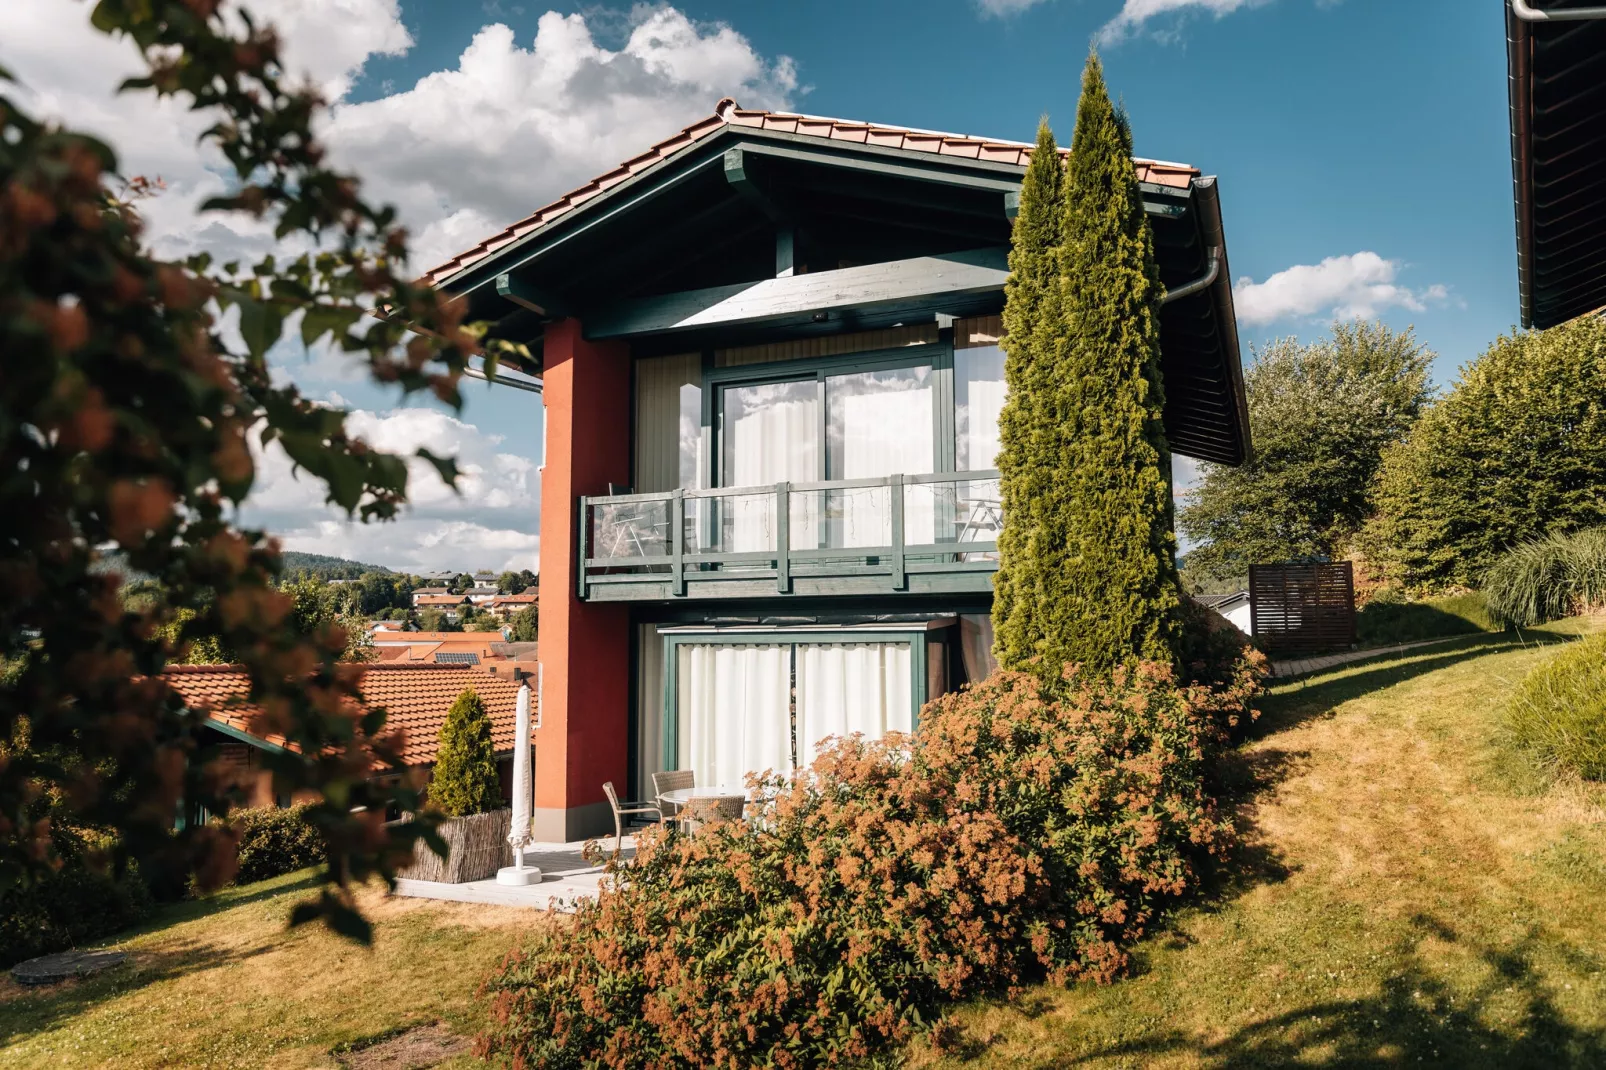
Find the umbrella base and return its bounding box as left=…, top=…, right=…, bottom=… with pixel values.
left=496, top=865, right=543, bottom=886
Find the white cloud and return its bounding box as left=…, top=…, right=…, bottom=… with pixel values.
left=319, top=10, right=798, bottom=271
left=1232, top=252, right=1450, bottom=325
left=1097, top=0, right=1271, bottom=43
left=241, top=407, right=540, bottom=573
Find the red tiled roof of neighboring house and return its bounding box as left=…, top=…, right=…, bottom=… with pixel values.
left=411, top=587, right=451, bottom=596
left=420, top=97, right=1201, bottom=286
left=371, top=632, right=507, bottom=663
left=490, top=592, right=538, bottom=606
left=163, top=663, right=533, bottom=766
left=414, top=594, right=467, bottom=606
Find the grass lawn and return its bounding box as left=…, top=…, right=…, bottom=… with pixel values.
left=911, top=618, right=1606, bottom=1069
left=0, top=872, right=546, bottom=1068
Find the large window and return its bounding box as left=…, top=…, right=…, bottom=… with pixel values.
left=954, top=343, right=1005, bottom=472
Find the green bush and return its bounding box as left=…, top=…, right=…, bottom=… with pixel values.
left=230, top=804, right=326, bottom=884
left=478, top=644, right=1264, bottom=1068
left=430, top=689, right=501, bottom=817
left=1355, top=591, right=1500, bottom=646
left=0, top=827, right=153, bottom=968
left=1483, top=527, right=1606, bottom=627
left=1507, top=632, right=1606, bottom=780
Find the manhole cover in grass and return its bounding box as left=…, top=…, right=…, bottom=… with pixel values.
left=335, top=1023, right=469, bottom=1069
left=10, top=950, right=127, bottom=986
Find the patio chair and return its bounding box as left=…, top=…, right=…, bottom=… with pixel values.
left=679, top=793, right=745, bottom=837
left=601, top=781, right=662, bottom=859
left=651, top=769, right=695, bottom=820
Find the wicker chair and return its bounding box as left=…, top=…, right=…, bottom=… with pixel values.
left=601, top=781, right=662, bottom=858
left=651, top=769, right=695, bottom=819
left=679, top=793, right=745, bottom=836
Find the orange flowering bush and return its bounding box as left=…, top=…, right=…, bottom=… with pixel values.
left=478, top=641, right=1264, bottom=1069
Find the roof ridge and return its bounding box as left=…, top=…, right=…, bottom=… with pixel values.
left=418, top=97, right=1201, bottom=287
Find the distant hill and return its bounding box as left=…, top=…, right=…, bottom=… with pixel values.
left=280, top=551, right=392, bottom=580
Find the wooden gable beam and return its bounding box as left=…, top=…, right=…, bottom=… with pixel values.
left=583, top=246, right=1008, bottom=340
left=496, top=272, right=566, bottom=317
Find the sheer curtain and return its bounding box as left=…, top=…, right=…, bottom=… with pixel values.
left=723, top=380, right=819, bottom=554
left=677, top=643, right=792, bottom=788
left=828, top=367, right=934, bottom=548
left=955, top=344, right=1006, bottom=471
left=795, top=642, right=913, bottom=769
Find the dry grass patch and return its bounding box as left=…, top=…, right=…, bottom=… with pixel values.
left=910, top=621, right=1606, bottom=1068
left=0, top=872, right=552, bottom=1069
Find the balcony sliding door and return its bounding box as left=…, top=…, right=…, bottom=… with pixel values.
left=718, top=378, right=819, bottom=554
left=676, top=642, right=792, bottom=790
left=825, top=366, right=934, bottom=548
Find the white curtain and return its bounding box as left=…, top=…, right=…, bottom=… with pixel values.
left=677, top=643, right=792, bottom=788
left=964, top=379, right=1006, bottom=472
left=727, top=393, right=819, bottom=554
left=839, top=388, right=934, bottom=547
left=795, top=642, right=913, bottom=769
left=635, top=624, right=664, bottom=796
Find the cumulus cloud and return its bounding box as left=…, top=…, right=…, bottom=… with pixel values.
left=1097, top=0, right=1271, bottom=43
left=320, top=10, right=798, bottom=270
left=1232, top=252, right=1450, bottom=325
left=242, top=407, right=540, bottom=573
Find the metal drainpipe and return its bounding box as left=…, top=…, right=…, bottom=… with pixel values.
left=1511, top=0, right=1606, bottom=20
left=1160, top=247, right=1220, bottom=305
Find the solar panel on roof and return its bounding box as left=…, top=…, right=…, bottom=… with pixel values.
left=433, top=652, right=480, bottom=665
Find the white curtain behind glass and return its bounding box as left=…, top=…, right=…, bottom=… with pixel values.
left=832, top=371, right=933, bottom=547
left=677, top=643, right=791, bottom=788
left=955, top=345, right=1006, bottom=471
left=635, top=624, right=664, bottom=796
left=795, top=642, right=912, bottom=769
left=725, top=381, right=819, bottom=554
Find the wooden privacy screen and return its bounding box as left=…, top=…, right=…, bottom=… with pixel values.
left=1249, top=562, right=1356, bottom=656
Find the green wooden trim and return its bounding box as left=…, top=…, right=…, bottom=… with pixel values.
left=577, top=496, right=591, bottom=601
left=776, top=482, right=791, bottom=593
left=671, top=489, right=686, bottom=597
left=723, top=147, right=789, bottom=225
left=206, top=716, right=288, bottom=754
left=890, top=473, right=906, bottom=591
left=585, top=248, right=1008, bottom=340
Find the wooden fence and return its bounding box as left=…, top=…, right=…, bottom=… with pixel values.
left=1249, top=562, right=1356, bottom=656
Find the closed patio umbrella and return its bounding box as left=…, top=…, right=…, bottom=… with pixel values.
left=496, top=673, right=540, bottom=886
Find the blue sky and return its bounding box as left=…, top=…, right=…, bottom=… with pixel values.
left=4, top=0, right=1523, bottom=572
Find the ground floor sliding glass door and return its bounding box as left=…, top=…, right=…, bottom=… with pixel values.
left=642, top=627, right=937, bottom=791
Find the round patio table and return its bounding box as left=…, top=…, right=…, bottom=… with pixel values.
left=658, top=786, right=747, bottom=833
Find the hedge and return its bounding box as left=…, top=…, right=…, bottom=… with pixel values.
left=1355, top=591, right=1500, bottom=647
left=231, top=804, right=326, bottom=884
left=0, top=826, right=153, bottom=969
left=477, top=631, right=1264, bottom=1068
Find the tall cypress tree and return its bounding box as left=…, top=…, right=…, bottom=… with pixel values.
left=993, top=52, right=1182, bottom=677
left=993, top=120, right=1064, bottom=664
left=430, top=688, right=501, bottom=817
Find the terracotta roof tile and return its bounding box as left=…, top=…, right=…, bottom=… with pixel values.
left=163, top=663, right=534, bottom=766
left=418, top=98, right=1203, bottom=287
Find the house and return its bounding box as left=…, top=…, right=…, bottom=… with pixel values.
left=466, top=585, right=501, bottom=607
left=410, top=586, right=452, bottom=607
left=371, top=630, right=511, bottom=665
left=423, top=98, right=1250, bottom=839
left=1505, top=2, right=1606, bottom=327
left=413, top=593, right=469, bottom=622
left=487, top=590, right=539, bottom=620
left=1195, top=591, right=1252, bottom=634
left=163, top=662, right=533, bottom=810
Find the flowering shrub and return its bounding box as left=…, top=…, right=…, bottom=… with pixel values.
left=478, top=641, right=1264, bottom=1069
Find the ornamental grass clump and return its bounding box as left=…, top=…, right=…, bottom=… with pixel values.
left=1483, top=526, right=1606, bottom=628
left=477, top=643, right=1263, bottom=1069
left=1507, top=631, right=1606, bottom=781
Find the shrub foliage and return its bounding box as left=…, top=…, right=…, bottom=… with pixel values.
left=0, top=825, right=153, bottom=969
left=1354, top=591, right=1499, bottom=647
left=1483, top=527, right=1606, bottom=628
left=231, top=804, right=327, bottom=885
left=478, top=643, right=1264, bottom=1068
left=1507, top=632, right=1606, bottom=781
left=430, top=689, right=501, bottom=818
left=1366, top=317, right=1606, bottom=590
left=993, top=53, right=1181, bottom=677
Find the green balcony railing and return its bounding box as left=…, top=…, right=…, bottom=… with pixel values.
left=578, top=470, right=1002, bottom=600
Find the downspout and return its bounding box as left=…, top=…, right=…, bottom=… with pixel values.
left=1160, top=246, right=1220, bottom=305
left=1510, top=0, right=1606, bottom=20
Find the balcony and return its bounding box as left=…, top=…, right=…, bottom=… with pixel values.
left=578, top=471, right=1001, bottom=602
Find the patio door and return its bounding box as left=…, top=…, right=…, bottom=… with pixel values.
left=666, top=635, right=922, bottom=788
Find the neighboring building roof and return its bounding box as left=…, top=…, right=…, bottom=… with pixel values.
left=1195, top=590, right=1250, bottom=611
left=421, top=97, right=1200, bottom=287
left=489, top=641, right=539, bottom=661
left=164, top=663, right=533, bottom=766
left=414, top=594, right=468, bottom=606
left=1506, top=5, right=1606, bottom=328
left=371, top=632, right=509, bottom=665
left=491, top=591, right=538, bottom=606
left=411, top=586, right=451, bottom=596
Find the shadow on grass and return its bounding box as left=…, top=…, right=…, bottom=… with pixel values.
left=0, top=871, right=322, bottom=1047
left=1058, top=913, right=1606, bottom=1070
left=1256, top=631, right=1572, bottom=736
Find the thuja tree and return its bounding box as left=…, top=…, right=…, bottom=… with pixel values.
left=993, top=52, right=1181, bottom=677
left=431, top=690, right=501, bottom=818
left=0, top=2, right=527, bottom=937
